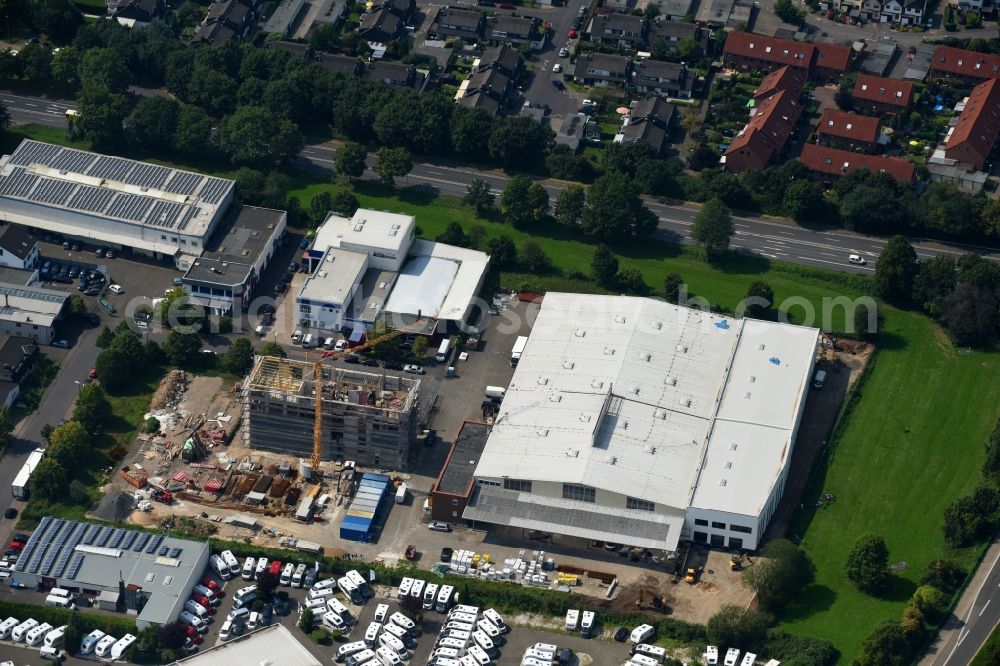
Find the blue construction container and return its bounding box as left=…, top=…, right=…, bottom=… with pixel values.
left=339, top=473, right=391, bottom=542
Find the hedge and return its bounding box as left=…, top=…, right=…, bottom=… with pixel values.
left=0, top=599, right=136, bottom=637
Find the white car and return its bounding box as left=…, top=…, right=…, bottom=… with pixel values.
left=334, top=339, right=348, bottom=351
left=403, top=364, right=425, bottom=375
left=108, top=284, right=124, bottom=294
left=848, top=254, right=867, bottom=265
left=553, top=63, right=562, bottom=73
left=558, top=47, right=569, bottom=57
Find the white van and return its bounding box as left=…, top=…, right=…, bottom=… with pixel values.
left=437, top=637, right=467, bottom=655
left=0, top=617, right=18, bottom=640
left=234, top=589, right=257, bottom=609
left=476, top=618, right=500, bottom=639
left=327, top=597, right=353, bottom=620
left=11, top=618, right=38, bottom=642
left=255, top=557, right=268, bottom=578
left=26, top=622, right=53, bottom=646
left=565, top=609, right=579, bottom=631
left=632, top=644, right=667, bottom=664
left=45, top=594, right=75, bottom=609
left=339, top=576, right=363, bottom=604
left=192, top=584, right=219, bottom=605
left=396, top=577, right=413, bottom=599
left=364, top=622, right=382, bottom=647
left=521, top=659, right=551, bottom=666
left=444, top=629, right=472, bottom=645
left=221, top=550, right=241, bottom=576
left=248, top=611, right=261, bottom=631
left=308, top=586, right=335, bottom=602
left=435, top=584, right=454, bottom=612
left=94, top=635, right=118, bottom=658
left=409, top=578, right=425, bottom=603
left=336, top=641, right=368, bottom=663
left=523, top=648, right=552, bottom=663
left=111, top=633, right=137, bottom=660
left=812, top=369, right=826, bottom=389
left=450, top=605, right=479, bottom=617
left=227, top=607, right=250, bottom=624
left=441, top=620, right=475, bottom=635
left=375, top=645, right=402, bottom=666
left=292, top=563, right=307, bottom=588
left=323, top=611, right=347, bottom=631
left=184, top=599, right=210, bottom=619
left=242, top=556, right=256, bottom=580
left=80, top=629, right=105, bottom=654
left=580, top=609, right=595, bottom=637
left=630, top=624, right=654, bottom=644
left=347, top=649, right=377, bottom=666
left=466, top=645, right=490, bottom=665
left=389, top=612, right=416, bottom=635
left=382, top=622, right=414, bottom=648
left=630, top=655, right=661, bottom=666
left=423, top=583, right=439, bottom=610
left=179, top=611, right=208, bottom=632
left=429, top=647, right=461, bottom=662
left=281, top=562, right=295, bottom=586
left=219, top=620, right=235, bottom=641
left=211, top=554, right=231, bottom=580
left=39, top=646, right=62, bottom=661
left=48, top=587, right=71, bottom=599
left=436, top=339, right=451, bottom=362
left=483, top=608, right=506, bottom=632
left=314, top=576, right=338, bottom=593
left=347, top=569, right=372, bottom=598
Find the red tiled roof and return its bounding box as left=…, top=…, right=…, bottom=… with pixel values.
left=799, top=144, right=915, bottom=183
left=815, top=110, right=880, bottom=144
left=753, top=65, right=806, bottom=100
left=723, top=31, right=815, bottom=69
left=944, top=78, right=1000, bottom=164
left=814, top=42, right=852, bottom=73
left=852, top=74, right=913, bottom=108
left=930, top=46, right=1000, bottom=80
left=726, top=89, right=802, bottom=165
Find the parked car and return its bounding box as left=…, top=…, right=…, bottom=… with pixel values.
left=289, top=261, right=299, bottom=272
left=95, top=248, right=104, bottom=257
left=108, top=284, right=124, bottom=294
left=440, top=547, right=453, bottom=563
left=384, top=361, right=403, bottom=371
left=403, top=365, right=424, bottom=375
left=51, top=340, right=71, bottom=349
left=88, top=368, right=97, bottom=380
left=361, top=358, right=379, bottom=367
left=567, top=28, right=577, bottom=38
left=105, top=249, right=115, bottom=259
left=552, top=80, right=564, bottom=90
left=344, top=355, right=360, bottom=364
left=428, top=521, right=451, bottom=532
left=553, top=63, right=562, bottom=73
left=558, top=47, right=569, bottom=57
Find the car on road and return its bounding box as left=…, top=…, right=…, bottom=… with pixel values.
left=567, top=28, right=577, bottom=38
left=289, top=261, right=299, bottom=272
left=71, top=243, right=80, bottom=251
left=558, top=47, right=569, bottom=57
left=95, top=248, right=103, bottom=257
left=403, top=364, right=424, bottom=375
left=552, top=80, right=564, bottom=90
left=299, top=238, right=310, bottom=249
left=553, top=63, right=562, bottom=73
left=51, top=339, right=71, bottom=349
left=108, top=284, right=124, bottom=294
left=88, top=368, right=97, bottom=380
left=429, top=521, right=451, bottom=532
left=280, top=272, right=293, bottom=284
left=361, top=358, right=379, bottom=367
left=105, top=249, right=115, bottom=259
left=384, top=361, right=403, bottom=371
left=334, top=339, right=348, bottom=351
left=848, top=254, right=866, bottom=265
left=344, top=355, right=360, bottom=364
left=274, top=282, right=287, bottom=295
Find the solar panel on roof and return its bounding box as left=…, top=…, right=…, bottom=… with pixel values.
left=52, top=524, right=86, bottom=578
left=66, top=184, right=115, bottom=214
left=133, top=532, right=150, bottom=552
left=83, top=524, right=101, bottom=545
left=163, top=171, right=201, bottom=196
left=198, top=178, right=233, bottom=204
left=96, top=526, right=113, bottom=547
left=158, top=545, right=169, bottom=556
left=31, top=177, right=77, bottom=206
left=145, top=534, right=163, bottom=554
left=121, top=532, right=138, bottom=550
left=169, top=548, right=181, bottom=558
left=65, top=553, right=85, bottom=580
left=108, top=528, right=126, bottom=548
left=0, top=167, right=39, bottom=198
left=33, top=515, right=53, bottom=539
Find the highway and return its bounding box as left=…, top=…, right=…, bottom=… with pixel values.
left=4, top=89, right=1000, bottom=272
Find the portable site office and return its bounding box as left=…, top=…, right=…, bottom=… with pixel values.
left=340, top=473, right=391, bottom=542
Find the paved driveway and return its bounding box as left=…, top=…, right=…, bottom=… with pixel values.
left=519, top=0, right=590, bottom=118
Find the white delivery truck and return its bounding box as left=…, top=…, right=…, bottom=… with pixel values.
left=436, top=339, right=451, bottom=362
left=395, top=483, right=407, bottom=504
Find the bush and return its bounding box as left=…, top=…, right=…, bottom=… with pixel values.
left=145, top=417, right=160, bottom=434
left=845, top=533, right=890, bottom=594
left=912, top=585, right=950, bottom=623
left=921, top=558, right=967, bottom=595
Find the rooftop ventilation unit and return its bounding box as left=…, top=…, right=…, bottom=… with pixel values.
left=536, top=377, right=548, bottom=386
left=679, top=397, right=691, bottom=407
left=566, top=448, right=579, bottom=457
left=615, top=315, right=625, bottom=323
left=549, top=393, right=562, bottom=402
left=730, top=442, right=738, bottom=451
left=575, top=329, right=586, bottom=337
left=562, top=361, right=575, bottom=369
left=603, top=346, right=615, bottom=355
left=591, top=380, right=604, bottom=389
left=644, top=445, right=656, bottom=454
left=677, top=345, right=688, bottom=353
left=719, top=479, right=727, bottom=487
left=536, top=428, right=549, bottom=437
left=666, top=377, right=677, bottom=386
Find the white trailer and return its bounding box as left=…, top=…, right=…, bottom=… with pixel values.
left=510, top=336, right=528, bottom=367
left=12, top=448, right=46, bottom=500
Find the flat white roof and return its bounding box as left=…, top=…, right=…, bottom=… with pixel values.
left=473, top=293, right=818, bottom=519
left=298, top=247, right=368, bottom=306
left=408, top=239, right=490, bottom=322
left=315, top=209, right=414, bottom=255
left=383, top=254, right=459, bottom=320
left=170, top=624, right=320, bottom=665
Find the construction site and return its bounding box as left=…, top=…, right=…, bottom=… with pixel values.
left=241, top=356, right=421, bottom=470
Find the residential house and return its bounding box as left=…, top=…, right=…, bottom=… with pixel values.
left=589, top=12, right=646, bottom=49
left=359, top=0, right=415, bottom=43
left=832, top=0, right=925, bottom=23
left=813, top=42, right=854, bottom=81
left=633, top=60, right=693, bottom=98
left=487, top=15, right=542, bottom=49
left=458, top=67, right=512, bottom=115
left=722, top=31, right=815, bottom=73
left=752, top=65, right=806, bottom=101
left=479, top=45, right=524, bottom=79
left=901, top=0, right=925, bottom=24
left=579, top=53, right=631, bottom=88
left=723, top=89, right=803, bottom=173
left=556, top=114, right=591, bottom=152
left=106, top=0, right=165, bottom=27
left=799, top=143, right=915, bottom=182
left=661, top=0, right=696, bottom=19
left=0, top=335, right=38, bottom=384
left=943, top=77, right=1000, bottom=171
left=815, top=110, right=881, bottom=152
left=363, top=61, right=428, bottom=91
left=0, top=223, right=39, bottom=271
left=433, top=7, right=485, bottom=42
left=648, top=20, right=708, bottom=56
left=191, top=0, right=256, bottom=44
left=617, top=96, right=677, bottom=155
left=852, top=74, right=913, bottom=115
left=928, top=46, right=1000, bottom=85
left=317, top=53, right=363, bottom=76
left=698, top=0, right=737, bottom=27
left=956, top=0, right=992, bottom=11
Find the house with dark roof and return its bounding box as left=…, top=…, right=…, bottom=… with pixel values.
left=852, top=74, right=913, bottom=116
left=364, top=60, right=428, bottom=91
left=813, top=42, right=854, bottom=81
left=317, top=53, right=363, bottom=76
left=617, top=97, right=677, bottom=155
left=753, top=65, right=805, bottom=101
left=479, top=45, right=523, bottom=79
left=647, top=19, right=708, bottom=56
left=579, top=53, right=631, bottom=88
left=633, top=60, right=693, bottom=99
left=106, top=0, right=165, bottom=26
left=0, top=222, right=39, bottom=271
left=433, top=7, right=485, bottom=41
left=723, top=89, right=802, bottom=173
left=0, top=335, right=38, bottom=384
left=815, top=110, right=881, bottom=152
left=589, top=12, right=646, bottom=49
left=458, top=67, right=512, bottom=115
left=359, top=0, right=415, bottom=43
left=190, top=0, right=256, bottom=44
left=487, top=15, right=541, bottom=48
left=799, top=144, right=915, bottom=183
left=722, top=31, right=815, bottom=73
left=943, top=78, right=1000, bottom=171
left=929, top=46, right=1000, bottom=85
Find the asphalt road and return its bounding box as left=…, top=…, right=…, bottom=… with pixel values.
left=517, top=0, right=588, bottom=118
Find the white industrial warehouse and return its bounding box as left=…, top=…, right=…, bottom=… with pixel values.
left=0, top=140, right=234, bottom=268
left=464, top=293, right=819, bottom=553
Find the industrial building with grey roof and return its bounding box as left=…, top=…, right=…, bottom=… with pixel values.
left=10, top=516, right=211, bottom=629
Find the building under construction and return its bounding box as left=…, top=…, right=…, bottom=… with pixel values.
left=242, top=357, right=420, bottom=470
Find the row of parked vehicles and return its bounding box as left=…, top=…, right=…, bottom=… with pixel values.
left=344, top=607, right=419, bottom=666
left=0, top=610, right=84, bottom=660
left=704, top=646, right=762, bottom=666
left=78, top=628, right=136, bottom=660
left=426, top=603, right=508, bottom=666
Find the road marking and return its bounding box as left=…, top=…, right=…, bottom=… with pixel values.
left=943, top=549, right=1000, bottom=665
left=24, top=102, right=37, bottom=107
left=979, top=599, right=991, bottom=616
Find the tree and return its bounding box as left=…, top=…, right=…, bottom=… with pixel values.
left=782, top=180, right=826, bottom=222
left=546, top=144, right=596, bottom=182
left=911, top=584, right=949, bottom=623
left=331, top=191, right=359, bottom=216
left=0, top=407, right=12, bottom=448
left=308, top=192, right=333, bottom=227
left=125, top=96, right=180, bottom=153
left=580, top=172, right=657, bottom=241
left=76, top=84, right=126, bottom=149
left=30, top=457, right=68, bottom=501
left=144, top=340, right=166, bottom=365
left=919, top=181, right=986, bottom=238
left=774, top=0, right=805, bottom=24
left=47, top=421, right=89, bottom=467
left=920, top=558, right=966, bottom=595
left=691, top=198, right=734, bottom=259
left=221, top=337, right=255, bottom=375
left=18, top=43, right=53, bottom=85
left=74, top=383, right=110, bottom=434
left=30, top=0, right=83, bottom=41
left=518, top=241, right=551, bottom=274
left=838, top=177, right=909, bottom=233
left=663, top=273, right=684, bottom=304
left=744, top=281, right=775, bottom=319
left=464, top=179, right=495, bottom=215
left=616, top=268, right=648, bottom=295
left=706, top=605, right=772, bottom=653
left=78, top=47, right=132, bottom=92
left=259, top=341, right=287, bottom=358
left=218, top=106, right=302, bottom=167
left=66, top=294, right=87, bottom=318
left=335, top=141, right=367, bottom=181
left=913, top=255, right=957, bottom=318
left=174, top=106, right=213, bottom=158
left=411, top=336, right=429, bottom=360
left=373, top=147, right=412, bottom=186
left=164, top=331, right=202, bottom=369
left=942, top=283, right=999, bottom=347
left=96, top=326, right=114, bottom=348
left=450, top=106, right=493, bottom=158
left=298, top=607, right=314, bottom=633
left=742, top=538, right=812, bottom=611
left=0, top=103, right=9, bottom=131
left=591, top=244, right=619, bottom=288
left=488, top=116, right=552, bottom=168
left=943, top=484, right=1000, bottom=547
left=156, top=623, right=188, bottom=651
left=95, top=348, right=130, bottom=392
left=500, top=176, right=549, bottom=229
left=855, top=622, right=913, bottom=666
left=555, top=185, right=586, bottom=228
left=486, top=235, right=517, bottom=269
left=435, top=222, right=471, bottom=247
left=875, top=235, right=918, bottom=305
left=62, top=613, right=84, bottom=655
left=845, top=533, right=890, bottom=594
